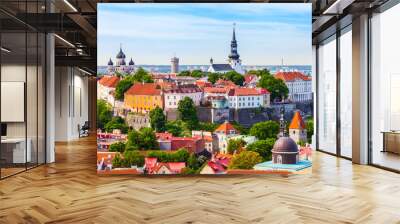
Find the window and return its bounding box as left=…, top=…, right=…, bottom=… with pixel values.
left=340, top=27, right=352, bottom=158
left=370, top=5, right=400, bottom=171
left=317, top=35, right=337, bottom=154
left=276, top=155, right=282, bottom=164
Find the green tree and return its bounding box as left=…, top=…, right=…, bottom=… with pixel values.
left=178, top=70, right=191, bottom=76
left=208, top=73, right=221, bottom=84
left=177, top=97, right=199, bottom=130
left=228, top=151, right=263, bottom=170
left=139, top=127, right=159, bottom=150
left=149, top=107, right=166, bottom=132
left=249, top=121, right=280, bottom=140
left=132, top=67, right=153, bottom=83
left=197, top=122, right=219, bottom=132
left=187, top=154, right=199, bottom=170
left=246, top=138, right=275, bottom=161
left=231, top=121, right=249, bottom=135
left=305, top=118, right=313, bottom=144
left=109, top=141, right=126, bottom=153
left=257, top=74, right=288, bottom=102
left=97, top=99, right=112, bottom=130
left=127, top=128, right=159, bottom=150
left=227, top=138, right=246, bottom=154
left=104, top=116, right=129, bottom=133
left=115, top=79, right=134, bottom=100
left=248, top=69, right=271, bottom=77
left=223, top=71, right=244, bottom=86
left=190, top=70, right=204, bottom=78
left=123, top=150, right=145, bottom=167
left=147, top=148, right=190, bottom=163
left=127, top=129, right=141, bottom=150
left=112, top=153, right=124, bottom=168
left=298, top=140, right=306, bottom=147
left=165, top=120, right=191, bottom=137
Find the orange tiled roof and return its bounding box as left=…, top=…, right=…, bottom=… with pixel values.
left=125, top=83, right=161, bottom=96
left=216, top=79, right=236, bottom=87
left=228, top=87, right=261, bottom=96
left=289, top=111, right=306, bottom=129
left=203, top=87, right=229, bottom=94
left=214, top=121, right=239, bottom=134
left=275, top=72, right=311, bottom=82
left=98, top=76, right=120, bottom=88
left=244, top=74, right=257, bottom=84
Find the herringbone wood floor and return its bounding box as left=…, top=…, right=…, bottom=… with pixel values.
left=1, top=136, right=400, bottom=224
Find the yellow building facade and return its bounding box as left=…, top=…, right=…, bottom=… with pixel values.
left=124, top=83, right=164, bottom=113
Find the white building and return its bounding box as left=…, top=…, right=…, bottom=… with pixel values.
left=227, top=87, right=270, bottom=109
left=97, top=75, right=120, bottom=104
left=97, top=75, right=125, bottom=116
left=214, top=121, right=240, bottom=154
left=164, top=84, right=202, bottom=110
left=275, top=71, right=312, bottom=102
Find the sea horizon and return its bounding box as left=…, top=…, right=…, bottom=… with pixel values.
left=97, top=64, right=312, bottom=75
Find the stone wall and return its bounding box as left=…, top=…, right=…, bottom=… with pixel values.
left=126, top=113, right=150, bottom=130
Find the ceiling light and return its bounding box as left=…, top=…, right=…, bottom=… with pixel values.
left=1, top=47, right=11, bottom=53
left=63, top=0, right=78, bottom=12
left=54, top=34, right=75, bottom=48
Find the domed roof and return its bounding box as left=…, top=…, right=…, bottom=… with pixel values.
left=108, top=58, right=113, bottom=66
left=116, top=48, right=126, bottom=59
left=272, top=137, right=298, bottom=153
left=129, top=58, right=134, bottom=65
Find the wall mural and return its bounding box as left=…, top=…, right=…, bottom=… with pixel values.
left=97, top=3, right=313, bottom=175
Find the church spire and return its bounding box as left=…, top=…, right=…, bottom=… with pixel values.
left=228, top=23, right=239, bottom=61
left=232, top=23, right=236, bottom=42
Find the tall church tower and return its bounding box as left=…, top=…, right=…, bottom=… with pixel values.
left=228, top=23, right=244, bottom=74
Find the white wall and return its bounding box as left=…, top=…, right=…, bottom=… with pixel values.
left=54, top=67, right=89, bottom=141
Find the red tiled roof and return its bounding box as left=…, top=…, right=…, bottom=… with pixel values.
left=167, top=162, right=186, bottom=172
left=145, top=157, right=158, bottom=171
left=163, top=84, right=202, bottom=94
left=98, top=168, right=140, bottom=175
left=125, top=83, right=161, bottom=96
left=171, top=137, right=204, bottom=153
left=98, top=76, right=120, bottom=88
left=275, top=72, right=311, bottom=82
left=228, top=87, right=261, bottom=96
left=244, top=74, right=257, bottom=84
left=216, top=79, right=236, bottom=87
left=289, top=111, right=306, bottom=129
left=207, top=161, right=225, bottom=173
left=152, top=162, right=186, bottom=174
left=156, top=132, right=173, bottom=140
left=258, top=88, right=270, bottom=94
left=214, top=121, right=239, bottom=135
left=195, top=80, right=212, bottom=88
left=204, top=87, right=229, bottom=94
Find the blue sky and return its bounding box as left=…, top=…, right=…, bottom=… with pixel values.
left=98, top=3, right=311, bottom=66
